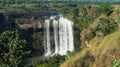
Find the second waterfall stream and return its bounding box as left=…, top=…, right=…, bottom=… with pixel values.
left=44, top=15, right=74, bottom=56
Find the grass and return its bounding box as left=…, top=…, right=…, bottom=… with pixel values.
left=60, top=31, right=120, bottom=67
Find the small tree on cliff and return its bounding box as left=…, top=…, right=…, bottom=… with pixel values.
left=94, top=18, right=118, bottom=35
left=70, top=8, right=79, bottom=23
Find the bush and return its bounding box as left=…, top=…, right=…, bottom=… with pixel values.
left=0, top=30, right=30, bottom=67
left=100, top=4, right=113, bottom=16
left=25, top=4, right=37, bottom=10
left=37, top=55, right=66, bottom=67
left=85, top=32, right=96, bottom=40
left=59, top=8, right=69, bottom=15
left=76, top=16, right=93, bottom=29
left=111, top=60, right=120, bottom=67
left=69, top=8, right=79, bottom=23
left=94, top=18, right=118, bottom=35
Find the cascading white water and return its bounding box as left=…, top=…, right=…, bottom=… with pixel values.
left=44, top=20, right=51, bottom=56
left=53, top=20, right=59, bottom=55
left=66, top=19, right=74, bottom=51
left=44, top=15, right=74, bottom=56
left=59, top=17, right=69, bottom=55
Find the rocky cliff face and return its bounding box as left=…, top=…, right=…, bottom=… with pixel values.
left=0, top=10, right=59, bottom=30
left=17, top=18, right=43, bottom=29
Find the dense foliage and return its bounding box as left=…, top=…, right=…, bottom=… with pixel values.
left=94, top=18, right=118, bottom=35
left=111, top=60, right=120, bottom=67
left=0, top=30, right=30, bottom=67
left=37, top=55, right=66, bottom=67
left=100, top=4, right=113, bottom=16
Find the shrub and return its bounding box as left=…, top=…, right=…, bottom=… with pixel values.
left=111, top=60, right=120, bottom=67
left=76, top=16, right=93, bottom=29
left=100, top=4, right=113, bottom=16
left=0, top=30, right=30, bottom=67
left=59, top=8, right=69, bottom=15
left=69, top=8, right=79, bottom=23
left=85, top=32, right=96, bottom=40
left=37, top=55, right=66, bottom=67
left=94, top=18, right=118, bottom=35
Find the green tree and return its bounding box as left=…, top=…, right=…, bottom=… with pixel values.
left=59, top=8, right=69, bottom=15
left=95, top=18, right=118, bottom=35
left=70, top=8, right=79, bottom=23
left=76, top=16, right=93, bottom=29
left=0, top=30, right=30, bottom=67
left=100, top=4, right=113, bottom=16
left=37, top=55, right=66, bottom=67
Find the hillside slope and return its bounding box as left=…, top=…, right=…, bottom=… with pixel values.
left=60, top=31, right=120, bottom=67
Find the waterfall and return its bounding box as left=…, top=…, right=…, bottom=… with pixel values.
left=67, top=19, right=74, bottom=51
left=59, top=17, right=69, bottom=55
left=53, top=20, right=59, bottom=54
left=44, top=15, right=74, bottom=56
left=44, top=20, right=51, bottom=56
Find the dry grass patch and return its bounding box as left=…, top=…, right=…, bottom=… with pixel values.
left=60, top=31, right=120, bottom=67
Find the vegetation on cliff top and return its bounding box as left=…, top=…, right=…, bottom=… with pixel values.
left=60, top=31, right=120, bottom=67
